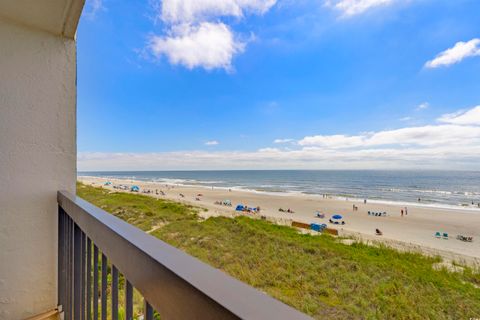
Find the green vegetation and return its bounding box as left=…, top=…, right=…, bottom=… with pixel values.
left=78, top=182, right=480, bottom=319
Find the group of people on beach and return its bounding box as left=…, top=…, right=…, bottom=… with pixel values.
left=99, top=180, right=472, bottom=242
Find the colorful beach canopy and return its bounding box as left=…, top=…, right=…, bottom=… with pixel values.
left=131, top=185, right=140, bottom=192
left=332, top=214, right=343, bottom=220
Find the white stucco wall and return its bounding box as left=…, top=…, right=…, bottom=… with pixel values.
left=0, top=18, right=76, bottom=319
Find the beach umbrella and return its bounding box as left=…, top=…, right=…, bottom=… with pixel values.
left=332, top=214, right=343, bottom=220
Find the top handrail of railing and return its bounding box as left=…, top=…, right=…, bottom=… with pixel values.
left=57, top=191, right=312, bottom=320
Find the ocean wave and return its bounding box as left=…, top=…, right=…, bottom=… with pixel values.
left=79, top=173, right=480, bottom=210
left=382, top=188, right=480, bottom=196
left=152, top=178, right=226, bottom=185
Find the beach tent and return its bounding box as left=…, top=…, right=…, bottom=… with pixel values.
left=310, top=223, right=327, bottom=232
left=131, top=185, right=140, bottom=192
left=104, top=181, right=112, bottom=186
left=330, top=214, right=345, bottom=225
left=235, top=204, right=245, bottom=211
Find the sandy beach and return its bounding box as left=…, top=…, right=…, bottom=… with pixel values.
left=78, top=176, right=480, bottom=266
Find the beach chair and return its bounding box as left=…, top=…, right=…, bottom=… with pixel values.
left=368, top=211, right=371, bottom=216
left=457, top=235, right=474, bottom=242
left=382, top=212, right=387, bottom=217
left=435, top=232, right=441, bottom=238
left=442, top=232, right=449, bottom=240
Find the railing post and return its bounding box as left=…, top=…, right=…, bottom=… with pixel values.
left=74, top=224, right=82, bottom=320
left=145, top=301, right=153, bottom=320
left=125, top=281, right=133, bottom=320
left=101, top=254, right=107, bottom=320
left=93, top=245, right=99, bottom=320
left=81, top=231, right=86, bottom=320
left=112, top=266, right=119, bottom=320
left=87, top=238, right=92, bottom=320
left=58, top=206, right=65, bottom=311
left=66, top=215, right=73, bottom=320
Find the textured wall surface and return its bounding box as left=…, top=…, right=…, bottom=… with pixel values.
left=0, top=18, right=76, bottom=319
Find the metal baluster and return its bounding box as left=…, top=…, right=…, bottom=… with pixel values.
left=125, top=281, right=133, bottom=320
left=112, top=266, right=119, bottom=320
left=81, top=232, right=86, bottom=320
left=101, top=254, right=107, bottom=320
left=93, top=245, right=99, bottom=320
left=145, top=301, right=154, bottom=320
left=67, top=216, right=73, bottom=320
left=87, top=238, right=92, bottom=320
left=58, top=207, right=65, bottom=310
left=74, top=224, right=82, bottom=320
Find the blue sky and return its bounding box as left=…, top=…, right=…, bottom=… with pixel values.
left=77, top=0, right=480, bottom=170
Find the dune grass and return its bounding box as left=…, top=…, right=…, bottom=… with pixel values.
left=77, top=182, right=480, bottom=319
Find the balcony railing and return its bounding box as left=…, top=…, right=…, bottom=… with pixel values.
left=57, top=191, right=311, bottom=320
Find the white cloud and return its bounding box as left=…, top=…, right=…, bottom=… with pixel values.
left=367, top=125, right=480, bottom=147
left=84, top=0, right=104, bottom=18
left=399, top=117, right=412, bottom=121
left=416, top=102, right=429, bottom=111
left=326, top=0, right=394, bottom=17
left=149, top=22, right=245, bottom=70
left=258, top=147, right=281, bottom=152
left=274, top=138, right=294, bottom=144
left=78, top=143, right=480, bottom=171
left=299, top=124, right=480, bottom=149
left=205, top=140, right=219, bottom=145
left=438, top=106, right=480, bottom=126
left=78, top=106, right=480, bottom=170
left=425, top=39, right=480, bottom=68
left=148, top=0, right=276, bottom=70
left=299, top=134, right=365, bottom=148
left=160, top=0, right=277, bottom=23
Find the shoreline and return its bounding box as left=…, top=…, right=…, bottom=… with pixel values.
left=78, top=176, right=480, bottom=267
left=78, top=174, right=480, bottom=213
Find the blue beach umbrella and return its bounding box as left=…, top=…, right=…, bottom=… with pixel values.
left=332, top=214, right=343, bottom=220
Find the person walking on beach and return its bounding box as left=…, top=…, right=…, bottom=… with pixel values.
left=405, top=207, right=408, bottom=215
left=401, top=209, right=404, bottom=217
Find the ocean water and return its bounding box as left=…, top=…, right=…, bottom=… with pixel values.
left=78, top=170, right=480, bottom=210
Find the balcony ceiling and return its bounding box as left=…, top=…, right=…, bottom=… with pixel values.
left=0, top=0, right=85, bottom=39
